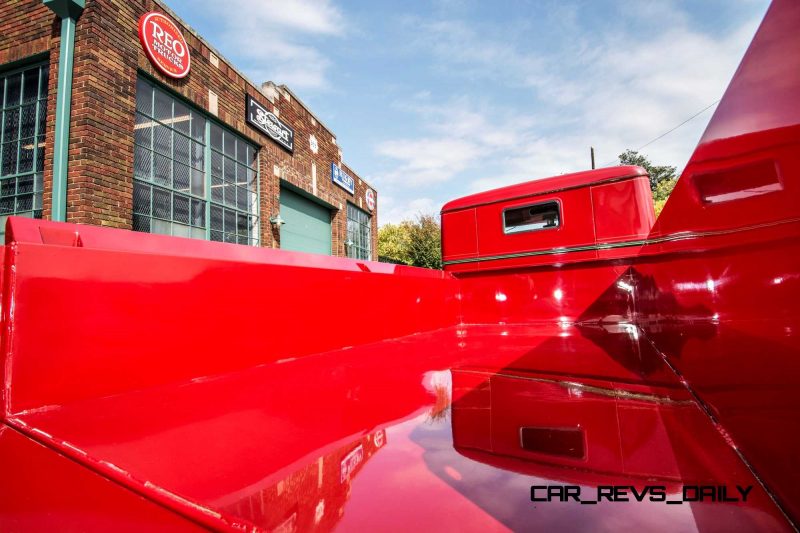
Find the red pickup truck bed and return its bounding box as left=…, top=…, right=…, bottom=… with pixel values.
left=2, top=0, right=799, bottom=531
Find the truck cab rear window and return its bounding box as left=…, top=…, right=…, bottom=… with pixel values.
left=503, top=201, right=560, bottom=234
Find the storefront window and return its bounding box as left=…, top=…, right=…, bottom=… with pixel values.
left=346, top=202, right=371, bottom=260
left=0, top=62, right=48, bottom=234
left=133, top=77, right=259, bottom=245
left=209, top=122, right=259, bottom=245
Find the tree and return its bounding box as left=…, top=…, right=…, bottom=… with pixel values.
left=378, top=214, right=442, bottom=269
left=619, top=149, right=678, bottom=217
left=377, top=223, right=411, bottom=265
left=652, top=176, right=678, bottom=217
left=618, top=149, right=677, bottom=190
left=406, top=214, right=442, bottom=269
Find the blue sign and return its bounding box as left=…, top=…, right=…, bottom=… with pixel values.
left=331, top=163, right=355, bottom=195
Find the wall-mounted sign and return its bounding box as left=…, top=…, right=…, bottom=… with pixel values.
left=340, top=444, right=364, bottom=483
left=365, top=189, right=376, bottom=211
left=331, top=163, right=355, bottom=195
left=373, top=429, right=385, bottom=448
left=138, top=12, right=191, bottom=79
left=246, top=95, right=294, bottom=153
left=309, top=134, right=319, bottom=154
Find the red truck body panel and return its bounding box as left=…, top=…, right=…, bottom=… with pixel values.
left=441, top=166, right=655, bottom=271
left=2, top=0, right=800, bottom=531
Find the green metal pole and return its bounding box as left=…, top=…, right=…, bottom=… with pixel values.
left=50, top=16, right=76, bottom=222
left=43, top=0, right=84, bottom=222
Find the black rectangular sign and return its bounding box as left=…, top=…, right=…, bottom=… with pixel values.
left=246, top=95, right=294, bottom=153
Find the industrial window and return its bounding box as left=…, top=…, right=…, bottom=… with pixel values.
left=133, top=77, right=259, bottom=245
left=0, top=62, right=48, bottom=234
left=346, top=202, right=371, bottom=260
left=503, top=201, right=560, bottom=234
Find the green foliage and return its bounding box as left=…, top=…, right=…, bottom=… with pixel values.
left=378, top=214, right=442, bottom=269
left=619, top=149, right=679, bottom=217
left=652, top=177, right=677, bottom=217
left=406, top=214, right=442, bottom=269
left=377, top=223, right=411, bottom=265
left=653, top=176, right=677, bottom=202
left=618, top=149, right=677, bottom=190
left=653, top=198, right=667, bottom=217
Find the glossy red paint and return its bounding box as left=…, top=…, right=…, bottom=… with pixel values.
left=0, top=423, right=204, bottom=531
left=440, top=165, right=648, bottom=213
left=2, top=324, right=792, bottom=532
left=2, top=0, right=799, bottom=531
left=634, top=0, right=800, bottom=520
left=448, top=0, right=800, bottom=525
left=0, top=221, right=459, bottom=413
left=441, top=167, right=654, bottom=272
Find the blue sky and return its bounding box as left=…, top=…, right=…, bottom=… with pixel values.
left=164, top=0, right=770, bottom=224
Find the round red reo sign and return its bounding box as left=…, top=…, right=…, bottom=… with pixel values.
left=365, top=189, right=376, bottom=211
left=138, top=12, right=191, bottom=79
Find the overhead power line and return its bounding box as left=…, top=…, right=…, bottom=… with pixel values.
left=600, top=99, right=720, bottom=167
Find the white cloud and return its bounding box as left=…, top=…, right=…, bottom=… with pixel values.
left=376, top=137, right=481, bottom=185
left=255, top=0, right=343, bottom=35
left=372, top=1, right=765, bottom=220
left=374, top=96, right=540, bottom=188
left=378, top=195, right=437, bottom=226
left=187, top=0, right=345, bottom=90
left=409, top=18, right=583, bottom=105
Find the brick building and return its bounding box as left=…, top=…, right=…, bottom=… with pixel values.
left=0, top=0, right=378, bottom=259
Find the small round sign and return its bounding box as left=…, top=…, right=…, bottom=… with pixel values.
left=365, top=189, right=376, bottom=211
left=138, top=12, right=191, bottom=79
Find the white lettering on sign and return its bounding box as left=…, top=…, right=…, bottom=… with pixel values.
left=246, top=95, right=294, bottom=152
left=340, top=445, right=364, bottom=483
left=373, top=430, right=385, bottom=448
left=331, top=163, right=355, bottom=195
left=255, top=107, right=291, bottom=144
left=139, top=12, right=191, bottom=79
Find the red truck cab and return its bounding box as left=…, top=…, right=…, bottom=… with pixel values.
left=441, top=166, right=654, bottom=271
left=1, top=0, right=799, bottom=531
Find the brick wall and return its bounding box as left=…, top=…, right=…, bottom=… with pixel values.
left=0, top=0, right=58, bottom=225
left=0, top=0, right=378, bottom=259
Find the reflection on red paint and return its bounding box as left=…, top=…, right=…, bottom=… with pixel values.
left=220, top=431, right=386, bottom=532
left=340, top=445, right=365, bottom=483
left=443, top=466, right=462, bottom=481
left=2, top=0, right=800, bottom=531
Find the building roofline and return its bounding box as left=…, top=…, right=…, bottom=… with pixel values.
left=341, top=162, right=376, bottom=192
left=274, top=84, right=337, bottom=140
left=153, top=1, right=260, bottom=98
left=153, top=0, right=368, bottom=191
left=154, top=1, right=338, bottom=140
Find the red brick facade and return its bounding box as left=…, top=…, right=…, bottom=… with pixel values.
left=0, top=0, right=378, bottom=258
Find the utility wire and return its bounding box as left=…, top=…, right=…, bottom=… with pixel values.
left=600, top=99, right=720, bottom=167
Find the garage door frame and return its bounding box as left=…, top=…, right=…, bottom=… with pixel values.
left=278, top=182, right=335, bottom=255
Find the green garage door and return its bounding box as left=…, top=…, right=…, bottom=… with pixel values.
left=279, top=187, right=332, bottom=255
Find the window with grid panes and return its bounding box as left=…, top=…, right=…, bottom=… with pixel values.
left=0, top=62, right=48, bottom=234
left=208, top=121, right=259, bottom=245
left=346, top=202, right=371, bottom=260
left=133, top=77, right=259, bottom=245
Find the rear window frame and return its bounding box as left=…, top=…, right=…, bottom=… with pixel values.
left=502, top=199, right=562, bottom=235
